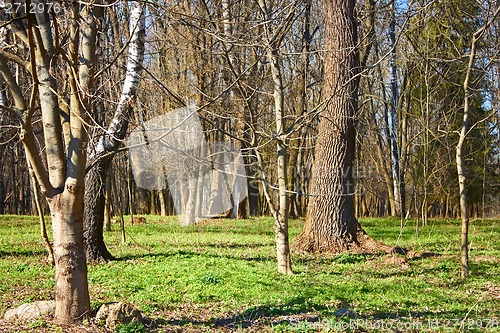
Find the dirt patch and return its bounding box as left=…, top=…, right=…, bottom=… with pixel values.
left=0, top=318, right=109, bottom=333
left=155, top=303, right=332, bottom=332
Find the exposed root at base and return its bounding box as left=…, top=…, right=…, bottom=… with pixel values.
left=292, top=226, right=407, bottom=256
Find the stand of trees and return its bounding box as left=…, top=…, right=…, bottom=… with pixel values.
left=0, top=0, right=499, bottom=322
left=2, top=1, right=498, bottom=222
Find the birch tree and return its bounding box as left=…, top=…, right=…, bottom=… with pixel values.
left=83, top=2, right=145, bottom=263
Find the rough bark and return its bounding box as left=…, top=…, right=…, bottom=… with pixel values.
left=294, top=0, right=384, bottom=253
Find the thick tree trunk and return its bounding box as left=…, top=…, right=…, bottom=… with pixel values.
left=50, top=189, right=90, bottom=324
left=150, top=190, right=157, bottom=215
left=2, top=1, right=102, bottom=324
left=294, top=0, right=379, bottom=253
left=182, top=174, right=197, bottom=225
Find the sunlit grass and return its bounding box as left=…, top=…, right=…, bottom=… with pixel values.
left=0, top=215, right=498, bottom=332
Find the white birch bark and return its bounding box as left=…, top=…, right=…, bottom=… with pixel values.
left=90, top=3, right=145, bottom=159
left=83, top=2, right=145, bottom=262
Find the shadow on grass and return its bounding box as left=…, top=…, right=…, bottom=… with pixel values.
left=155, top=298, right=475, bottom=331
left=174, top=226, right=275, bottom=237
left=116, top=250, right=274, bottom=263
left=158, top=296, right=330, bottom=330
left=118, top=250, right=379, bottom=267
left=0, top=249, right=48, bottom=257
left=202, top=242, right=275, bottom=249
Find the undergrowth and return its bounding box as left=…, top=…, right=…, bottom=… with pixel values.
left=0, top=215, right=498, bottom=332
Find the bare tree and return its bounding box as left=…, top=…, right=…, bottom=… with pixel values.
left=0, top=1, right=103, bottom=322
left=457, top=4, right=500, bottom=278
left=254, top=0, right=295, bottom=274
left=83, top=2, right=145, bottom=263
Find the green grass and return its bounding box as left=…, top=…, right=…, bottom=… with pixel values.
left=0, top=215, right=499, bottom=332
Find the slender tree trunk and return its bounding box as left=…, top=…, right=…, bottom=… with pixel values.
left=287, top=0, right=312, bottom=219
left=159, top=189, right=167, bottom=216
left=104, top=167, right=112, bottom=231
left=457, top=30, right=477, bottom=278
left=183, top=174, right=197, bottom=225
left=221, top=0, right=251, bottom=219
left=399, top=67, right=411, bottom=218
left=388, top=1, right=402, bottom=217
left=457, top=114, right=469, bottom=278
left=150, top=191, right=157, bottom=215
left=128, top=159, right=135, bottom=220
left=455, top=5, right=500, bottom=276
left=0, top=45, right=6, bottom=215
left=27, top=157, right=54, bottom=264
left=0, top=161, right=3, bottom=214
left=270, top=48, right=293, bottom=274
left=256, top=0, right=293, bottom=274
left=83, top=3, right=145, bottom=261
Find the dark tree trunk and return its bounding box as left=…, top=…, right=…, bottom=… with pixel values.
left=294, top=0, right=382, bottom=253
left=83, top=158, right=115, bottom=262
left=82, top=3, right=145, bottom=262
left=0, top=159, right=4, bottom=214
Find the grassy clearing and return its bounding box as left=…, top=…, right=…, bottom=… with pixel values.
left=0, top=215, right=499, bottom=332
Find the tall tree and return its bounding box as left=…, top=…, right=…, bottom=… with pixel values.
left=83, top=2, right=145, bottom=263
left=255, top=0, right=294, bottom=274
left=457, top=3, right=500, bottom=278
left=294, top=0, right=371, bottom=252
left=0, top=1, right=102, bottom=323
